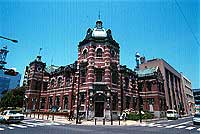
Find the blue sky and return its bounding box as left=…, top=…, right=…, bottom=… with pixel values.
left=0, top=0, right=199, bottom=88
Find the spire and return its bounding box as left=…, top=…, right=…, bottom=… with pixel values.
left=38, top=48, right=42, bottom=56
left=96, top=11, right=102, bottom=29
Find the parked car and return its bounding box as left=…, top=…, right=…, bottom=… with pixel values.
left=1, top=110, right=24, bottom=123
left=193, top=113, right=200, bottom=125
left=166, top=110, right=179, bottom=120
left=0, top=116, right=5, bottom=123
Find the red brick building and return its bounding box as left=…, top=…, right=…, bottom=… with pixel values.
left=24, top=20, right=165, bottom=118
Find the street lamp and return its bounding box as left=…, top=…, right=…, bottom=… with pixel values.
left=119, top=66, right=126, bottom=115
left=76, top=61, right=88, bottom=124
left=135, top=52, right=142, bottom=123
left=0, top=36, right=18, bottom=43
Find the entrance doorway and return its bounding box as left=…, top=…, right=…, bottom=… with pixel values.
left=95, top=102, right=104, bottom=117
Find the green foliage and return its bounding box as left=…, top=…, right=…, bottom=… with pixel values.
left=142, top=111, right=154, bottom=119
left=127, top=112, right=140, bottom=121
left=0, top=86, right=26, bottom=109
left=127, top=111, right=154, bottom=120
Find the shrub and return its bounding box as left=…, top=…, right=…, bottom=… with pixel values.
left=127, top=111, right=154, bottom=120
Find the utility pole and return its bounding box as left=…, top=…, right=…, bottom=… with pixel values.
left=135, top=52, right=142, bottom=123
left=0, top=36, right=18, bottom=69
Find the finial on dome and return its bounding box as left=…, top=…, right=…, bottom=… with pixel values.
left=96, top=11, right=102, bottom=29
left=98, top=10, right=101, bottom=20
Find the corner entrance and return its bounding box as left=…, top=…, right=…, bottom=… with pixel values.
left=93, top=93, right=106, bottom=118
left=95, top=102, right=104, bottom=117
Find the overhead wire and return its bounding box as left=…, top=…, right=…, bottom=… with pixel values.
left=174, top=0, right=200, bottom=47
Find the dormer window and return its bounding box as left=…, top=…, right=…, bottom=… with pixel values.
left=83, top=49, right=88, bottom=59
left=96, top=48, right=102, bottom=57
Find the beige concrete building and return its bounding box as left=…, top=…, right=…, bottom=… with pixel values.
left=181, top=73, right=195, bottom=115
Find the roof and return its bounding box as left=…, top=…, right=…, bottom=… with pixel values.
left=45, top=65, right=59, bottom=74
left=137, top=66, right=159, bottom=77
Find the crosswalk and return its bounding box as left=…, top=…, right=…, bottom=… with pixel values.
left=0, top=120, right=65, bottom=131
left=137, top=122, right=200, bottom=132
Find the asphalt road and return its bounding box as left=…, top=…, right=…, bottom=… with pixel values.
left=0, top=116, right=200, bottom=134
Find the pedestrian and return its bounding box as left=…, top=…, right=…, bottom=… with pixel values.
left=68, top=110, right=74, bottom=121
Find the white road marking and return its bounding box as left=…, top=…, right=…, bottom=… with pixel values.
left=44, top=123, right=52, bottom=126
left=10, top=124, right=27, bottom=128
left=0, top=128, right=4, bottom=131
left=165, top=125, right=177, bottom=128
left=26, top=124, right=35, bottom=127
left=177, top=121, right=192, bottom=126
left=52, top=122, right=61, bottom=125
left=156, top=120, right=172, bottom=123
left=185, top=126, right=195, bottom=130
left=197, top=128, right=200, bottom=131
left=175, top=126, right=186, bottom=129
left=156, top=126, right=163, bottom=128
left=147, top=124, right=157, bottom=127
left=139, top=123, right=147, bottom=126
left=8, top=127, right=15, bottom=130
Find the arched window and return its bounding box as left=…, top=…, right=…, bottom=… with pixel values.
left=83, top=49, right=88, bottom=59
left=50, top=79, right=55, bottom=88
left=57, top=77, right=62, bottom=87
left=96, top=48, right=102, bottom=57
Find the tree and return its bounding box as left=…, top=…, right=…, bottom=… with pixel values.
left=0, top=86, right=26, bottom=109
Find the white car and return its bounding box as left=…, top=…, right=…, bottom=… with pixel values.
left=1, top=110, right=24, bottom=123
left=166, top=110, right=179, bottom=120
left=193, top=113, right=200, bottom=125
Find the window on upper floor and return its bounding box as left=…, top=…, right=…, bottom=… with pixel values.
left=147, top=81, right=152, bottom=91
left=43, top=82, right=48, bottom=91
left=50, top=79, right=55, bottom=88
left=80, top=67, right=86, bottom=84
left=66, top=78, right=70, bottom=87
left=125, top=77, right=129, bottom=90
left=96, top=70, right=103, bottom=82
left=57, top=77, right=62, bottom=87
left=110, top=49, right=115, bottom=58
left=96, top=48, right=103, bottom=57
left=83, top=49, right=88, bottom=59
left=112, top=71, right=118, bottom=84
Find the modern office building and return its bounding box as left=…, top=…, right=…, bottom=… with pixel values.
left=139, top=58, right=188, bottom=115
left=0, top=68, right=21, bottom=94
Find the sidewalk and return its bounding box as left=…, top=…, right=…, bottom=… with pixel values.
left=24, top=113, right=146, bottom=126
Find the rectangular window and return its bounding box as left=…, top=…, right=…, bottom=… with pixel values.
left=96, top=70, right=103, bottom=82
left=43, top=82, right=48, bottom=91
left=147, top=81, right=152, bottom=91
left=125, top=96, right=130, bottom=109
left=64, top=96, right=68, bottom=110
left=56, top=96, right=60, bottom=107
left=80, top=67, right=86, bottom=84
left=40, top=97, right=46, bottom=109
left=112, top=95, right=117, bottom=110
left=148, top=98, right=154, bottom=105
left=48, top=97, right=53, bottom=109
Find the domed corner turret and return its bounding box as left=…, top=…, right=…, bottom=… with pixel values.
left=92, top=19, right=107, bottom=38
